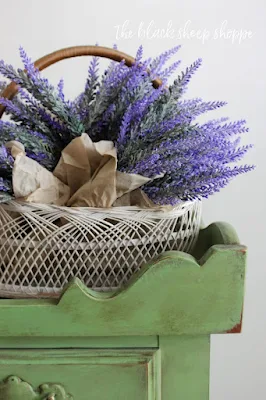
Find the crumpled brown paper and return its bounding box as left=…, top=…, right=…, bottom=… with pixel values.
left=7, top=133, right=164, bottom=208
left=6, top=141, right=70, bottom=206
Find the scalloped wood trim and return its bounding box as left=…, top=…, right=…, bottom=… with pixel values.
left=0, top=222, right=246, bottom=337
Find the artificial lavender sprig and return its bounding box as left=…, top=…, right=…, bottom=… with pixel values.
left=0, top=121, right=58, bottom=170
left=149, top=45, right=181, bottom=76
left=172, top=58, right=202, bottom=96
left=144, top=164, right=254, bottom=204
left=57, top=78, right=65, bottom=102
left=76, top=56, right=99, bottom=122
left=0, top=96, right=53, bottom=136
left=0, top=48, right=84, bottom=137
left=0, top=145, right=13, bottom=176
left=0, top=45, right=254, bottom=204
left=0, top=146, right=13, bottom=202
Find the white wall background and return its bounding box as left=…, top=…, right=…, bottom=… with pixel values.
left=0, top=0, right=264, bottom=398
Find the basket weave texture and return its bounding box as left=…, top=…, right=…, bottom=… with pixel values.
left=0, top=201, right=201, bottom=298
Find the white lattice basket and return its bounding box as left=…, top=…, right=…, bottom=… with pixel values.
left=0, top=200, right=202, bottom=298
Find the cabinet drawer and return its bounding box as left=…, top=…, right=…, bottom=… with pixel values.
left=0, top=349, right=160, bottom=400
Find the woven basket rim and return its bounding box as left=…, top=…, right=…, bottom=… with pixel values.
left=0, top=199, right=201, bottom=218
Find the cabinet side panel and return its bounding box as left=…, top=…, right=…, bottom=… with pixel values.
left=160, top=335, right=210, bottom=400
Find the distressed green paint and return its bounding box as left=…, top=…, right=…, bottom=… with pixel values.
left=160, top=336, right=210, bottom=400
left=0, top=222, right=246, bottom=400
left=0, top=338, right=211, bottom=400
left=0, top=247, right=245, bottom=337
left=0, top=349, right=160, bottom=400
left=0, top=375, right=72, bottom=400
left=192, top=221, right=240, bottom=260
left=0, top=336, right=159, bottom=349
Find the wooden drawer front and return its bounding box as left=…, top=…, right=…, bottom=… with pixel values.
left=0, top=349, right=160, bottom=400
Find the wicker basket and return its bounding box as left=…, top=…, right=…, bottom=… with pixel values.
left=0, top=46, right=202, bottom=298
left=0, top=201, right=201, bottom=298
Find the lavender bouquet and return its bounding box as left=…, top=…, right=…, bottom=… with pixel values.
left=0, top=45, right=253, bottom=205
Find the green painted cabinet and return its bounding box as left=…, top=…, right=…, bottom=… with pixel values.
left=0, top=222, right=245, bottom=400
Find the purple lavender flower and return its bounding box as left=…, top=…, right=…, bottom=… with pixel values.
left=0, top=47, right=84, bottom=136
left=149, top=45, right=181, bottom=76
left=172, top=58, right=202, bottom=97
left=125, top=153, right=161, bottom=176
left=19, top=46, right=38, bottom=81
left=0, top=145, right=13, bottom=170
left=117, top=104, right=133, bottom=146
left=0, top=177, right=12, bottom=192
left=135, top=45, right=144, bottom=63
left=77, top=55, right=100, bottom=120
left=159, top=60, right=181, bottom=80
left=57, top=78, right=65, bottom=102
left=0, top=45, right=254, bottom=204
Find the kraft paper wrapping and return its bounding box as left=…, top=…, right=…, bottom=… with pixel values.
left=7, top=133, right=164, bottom=209
left=6, top=141, right=70, bottom=206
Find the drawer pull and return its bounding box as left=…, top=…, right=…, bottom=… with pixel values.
left=0, top=376, right=73, bottom=399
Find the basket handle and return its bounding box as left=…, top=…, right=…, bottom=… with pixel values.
left=0, top=45, right=162, bottom=118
